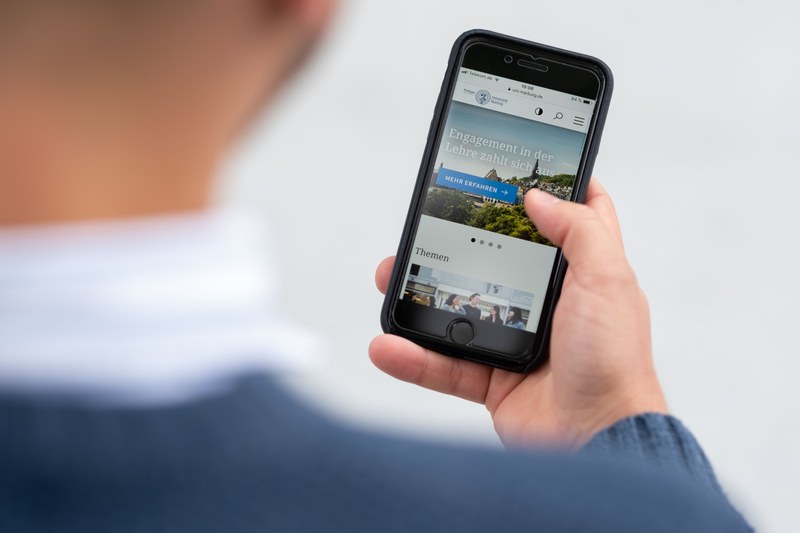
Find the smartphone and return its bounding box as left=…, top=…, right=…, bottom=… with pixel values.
left=380, top=30, right=613, bottom=373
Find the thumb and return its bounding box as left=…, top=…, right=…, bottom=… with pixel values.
left=524, top=189, right=629, bottom=282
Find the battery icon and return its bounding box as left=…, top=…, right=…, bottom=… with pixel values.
left=582, top=99, right=591, bottom=104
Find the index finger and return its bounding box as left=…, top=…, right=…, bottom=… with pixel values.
left=375, top=256, right=395, bottom=295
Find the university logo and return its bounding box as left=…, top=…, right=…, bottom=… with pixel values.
left=475, top=89, right=491, bottom=105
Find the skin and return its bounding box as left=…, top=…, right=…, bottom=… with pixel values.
left=371, top=182, right=668, bottom=449
left=0, top=0, right=338, bottom=225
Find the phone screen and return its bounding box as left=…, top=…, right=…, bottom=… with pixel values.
left=392, top=41, right=602, bottom=358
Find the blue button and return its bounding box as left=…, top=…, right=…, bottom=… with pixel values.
left=435, top=168, right=519, bottom=204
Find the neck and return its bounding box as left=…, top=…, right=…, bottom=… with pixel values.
left=0, top=114, right=217, bottom=226
left=0, top=163, right=215, bottom=227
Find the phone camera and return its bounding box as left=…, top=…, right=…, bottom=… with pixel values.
left=504, top=55, right=513, bottom=64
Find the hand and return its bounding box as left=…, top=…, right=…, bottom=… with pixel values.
left=369, top=180, right=667, bottom=448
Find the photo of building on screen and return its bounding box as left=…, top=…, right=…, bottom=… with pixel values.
left=421, top=100, right=585, bottom=244
left=402, top=263, right=534, bottom=330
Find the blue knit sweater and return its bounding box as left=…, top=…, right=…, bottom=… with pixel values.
left=0, top=374, right=750, bottom=532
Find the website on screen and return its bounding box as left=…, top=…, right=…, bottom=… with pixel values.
left=399, top=68, right=597, bottom=333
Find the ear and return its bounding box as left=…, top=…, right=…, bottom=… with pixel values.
left=257, top=0, right=337, bottom=36
left=293, top=0, right=338, bottom=34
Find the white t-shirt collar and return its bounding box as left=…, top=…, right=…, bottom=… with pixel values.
left=0, top=209, right=321, bottom=406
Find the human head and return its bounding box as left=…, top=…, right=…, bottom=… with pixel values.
left=506, top=307, right=522, bottom=323
left=469, top=293, right=480, bottom=306
left=445, top=294, right=459, bottom=307
left=491, top=305, right=499, bottom=315
left=0, top=0, right=338, bottom=225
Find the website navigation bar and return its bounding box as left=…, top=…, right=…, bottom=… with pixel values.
left=452, top=69, right=596, bottom=134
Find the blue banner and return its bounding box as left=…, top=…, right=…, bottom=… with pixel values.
left=435, top=167, right=518, bottom=204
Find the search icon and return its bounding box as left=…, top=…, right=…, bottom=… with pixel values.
left=554, top=112, right=564, bottom=120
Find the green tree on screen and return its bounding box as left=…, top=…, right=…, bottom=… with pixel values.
left=422, top=188, right=476, bottom=224
left=468, top=204, right=550, bottom=245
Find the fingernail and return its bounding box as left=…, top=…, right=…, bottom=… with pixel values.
left=528, top=189, right=561, bottom=205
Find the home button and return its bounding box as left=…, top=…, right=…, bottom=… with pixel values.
left=448, top=319, right=475, bottom=345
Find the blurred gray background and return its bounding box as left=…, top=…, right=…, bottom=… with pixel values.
left=219, top=1, right=799, bottom=531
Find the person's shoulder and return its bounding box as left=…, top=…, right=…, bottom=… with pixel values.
left=0, top=376, right=750, bottom=533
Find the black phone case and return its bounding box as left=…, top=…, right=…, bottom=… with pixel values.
left=381, top=29, right=614, bottom=373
